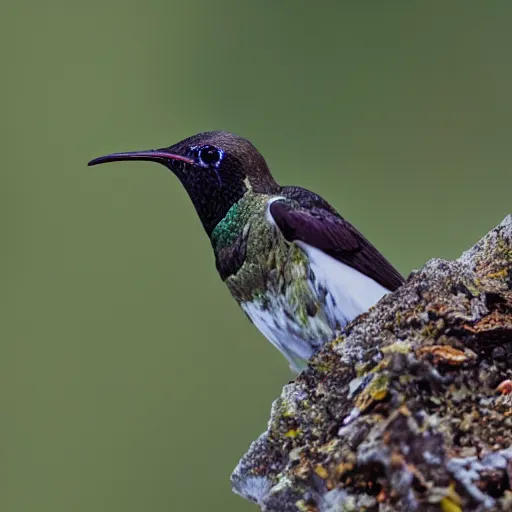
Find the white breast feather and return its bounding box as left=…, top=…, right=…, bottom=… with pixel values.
left=296, top=241, right=390, bottom=327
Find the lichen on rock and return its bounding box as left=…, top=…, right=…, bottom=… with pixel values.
left=232, top=215, right=512, bottom=512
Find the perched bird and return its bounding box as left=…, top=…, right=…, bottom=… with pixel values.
left=88, top=131, right=404, bottom=371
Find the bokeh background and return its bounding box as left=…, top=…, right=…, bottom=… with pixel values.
left=2, top=2, right=511, bottom=511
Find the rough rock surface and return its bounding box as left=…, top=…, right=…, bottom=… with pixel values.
left=232, top=216, right=512, bottom=512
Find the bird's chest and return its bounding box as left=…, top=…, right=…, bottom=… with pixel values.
left=224, top=211, right=335, bottom=334
left=213, top=196, right=343, bottom=341
left=231, top=226, right=342, bottom=365
left=213, top=196, right=311, bottom=300
left=222, top=205, right=310, bottom=303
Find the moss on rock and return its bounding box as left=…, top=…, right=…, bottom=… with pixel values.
left=232, top=216, right=512, bottom=512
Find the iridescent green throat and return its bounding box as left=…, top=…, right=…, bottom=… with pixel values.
left=211, top=201, right=243, bottom=249
left=211, top=193, right=271, bottom=250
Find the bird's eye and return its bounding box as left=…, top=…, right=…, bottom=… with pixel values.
left=198, top=145, right=222, bottom=167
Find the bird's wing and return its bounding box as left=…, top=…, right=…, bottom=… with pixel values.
left=269, top=187, right=405, bottom=291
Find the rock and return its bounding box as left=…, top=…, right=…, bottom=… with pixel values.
left=232, top=215, right=512, bottom=512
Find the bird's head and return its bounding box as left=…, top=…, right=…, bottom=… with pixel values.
left=88, top=131, right=279, bottom=235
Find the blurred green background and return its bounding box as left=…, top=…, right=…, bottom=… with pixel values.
left=2, top=2, right=511, bottom=511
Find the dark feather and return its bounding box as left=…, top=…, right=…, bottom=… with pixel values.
left=270, top=187, right=405, bottom=291
left=215, top=230, right=248, bottom=281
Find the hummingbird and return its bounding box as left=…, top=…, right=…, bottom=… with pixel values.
left=88, top=131, right=404, bottom=371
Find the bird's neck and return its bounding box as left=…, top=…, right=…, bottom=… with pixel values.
left=210, top=191, right=272, bottom=251
left=186, top=174, right=279, bottom=237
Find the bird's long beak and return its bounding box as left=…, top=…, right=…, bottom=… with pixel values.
left=87, top=150, right=195, bottom=167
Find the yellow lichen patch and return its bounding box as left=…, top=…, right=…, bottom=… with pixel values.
left=381, top=342, right=411, bottom=355
left=295, top=499, right=318, bottom=512
left=487, top=269, right=508, bottom=279
left=294, top=461, right=311, bottom=481
left=460, top=280, right=481, bottom=297
left=399, top=374, right=413, bottom=386
left=355, top=373, right=389, bottom=410
left=416, top=345, right=476, bottom=366
left=335, top=461, right=354, bottom=479
left=329, top=336, right=345, bottom=353
left=297, top=306, right=309, bottom=327
left=421, top=322, right=441, bottom=338
left=330, top=334, right=345, bottom=345
left=317, top=439, right=339, bottom=454
left=440, top=497, right=462, bottom=512
left=372, top=388, right=388, bottom=401
left=398, top=405, right=411, bottom=417
left=446, top=484, right=462, bottom=505
left=279, top=395, right=300, bottom=418
left=314, top=464, right=329, bottom=479
left=355, top=361, right=374, bottom=377
left=285, top=428, right=301, bottom=438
